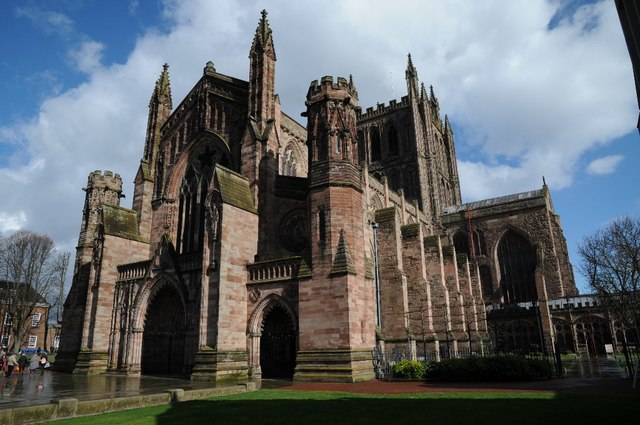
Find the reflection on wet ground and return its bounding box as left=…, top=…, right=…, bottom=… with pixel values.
left=0, top=371, right=246, bottom=410
left=0, top=357, right=630, bottom=412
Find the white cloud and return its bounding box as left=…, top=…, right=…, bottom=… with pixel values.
left=69, top=41, right=105, bottom=74
left=586, top=154, right=624, bottom=175
left=0, top=0, right=635, bottom=253
left=0, top=211, right=27, bottom=233
left=15, top=5, right=74, bottom=37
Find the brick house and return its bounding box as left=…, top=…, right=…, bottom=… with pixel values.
left=56, top=10, right=578, bottom=381
left=0, top=280, right=51, bottom=353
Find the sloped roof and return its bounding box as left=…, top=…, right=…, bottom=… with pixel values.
left=442, top=189, right=544, bottom=214
left=102, top=204, right=143, bottom=241
left=0, top=280, right=48, bottom=305
left=214, top=165, right=257, bottom=214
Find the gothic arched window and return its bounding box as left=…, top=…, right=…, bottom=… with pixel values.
left=388, top=125, right=399, bottom=156
left=497, top=230, right=537, bottom=304
left=453, top=232, right=469, bottom=257
left=318, top=207, right=326, bottom=242
left=370, top=127, right=381, bottom=161
left=479, top=265, right=493, bottom=299
left=175, top=146, right=218, bottom=254
left=357, top=130, right=365, bottom=163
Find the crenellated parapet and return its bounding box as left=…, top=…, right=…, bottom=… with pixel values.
left=78, top=170, right=123, bottom=248
left=357, top=96, right=410, bottom=121
left=85, top=170, right=123, bottom=200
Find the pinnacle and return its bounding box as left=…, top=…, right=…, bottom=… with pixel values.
left=251, top=9, right=276, bottom=60
left=330, top=230, right=357, bottom=276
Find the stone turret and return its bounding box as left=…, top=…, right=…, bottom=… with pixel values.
left=296, top=75, right=375, bottom=382
left=78, top=170, right=123, bottom=248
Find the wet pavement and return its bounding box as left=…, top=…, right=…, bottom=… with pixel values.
left=0, top=371, right=240, bottom=411
left=0, top=356, right=634, bottom=412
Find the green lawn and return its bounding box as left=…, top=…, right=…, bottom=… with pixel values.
left=38, top=389, right=639, bottom=425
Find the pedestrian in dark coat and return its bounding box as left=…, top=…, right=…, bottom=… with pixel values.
left=18, top=352, right=28, bottom=375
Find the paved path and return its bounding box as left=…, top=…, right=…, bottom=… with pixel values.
left=0, top=371, right=233, bottom=411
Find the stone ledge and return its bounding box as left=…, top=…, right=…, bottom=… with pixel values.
left=0, top=384, right=254, bottom=425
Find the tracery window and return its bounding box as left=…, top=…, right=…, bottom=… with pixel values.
left=175, top=146, right=219, bottom=254
left=497, top=230, right=536, bottom=304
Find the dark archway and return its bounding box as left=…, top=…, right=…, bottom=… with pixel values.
left=141, top=284, right=186, bottom=376
left=497, top=230, right=537, bottom=304
left=260, top=304, right=296, bottom=379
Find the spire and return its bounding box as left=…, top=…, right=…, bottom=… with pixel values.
left=429, top=84, right=441, bottom=120
left=406, top=53, right=418, bottom=79
left=420, top=82, right=428, bottom=101
left=429, top=84, right=438, bottom=105
left=444, top=115, right=451, bottom=132
left=405, top=53, right=419, bottom=97
left=153, top=63, right=172, bottom=110
left=250, top=9, right=276, bottom=60
left=248, top=10, right=277, bottom=122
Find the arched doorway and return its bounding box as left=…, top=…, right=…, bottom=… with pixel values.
left=260, top=304, right=296, bottom=379
left=141, top=284, right=186, bottom=376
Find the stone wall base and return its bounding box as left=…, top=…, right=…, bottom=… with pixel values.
left=72, top=350, right=109, bottom=375
left=190, top=346, right=248, bottom=382
left=294, top=349, right=375, bottom=382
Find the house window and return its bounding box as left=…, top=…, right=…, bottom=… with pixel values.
left=32, top=313, right=41, bottom=328
left=1, top=334, right=9, bottom=349
left=28, top=335, right=37, bottom=349
left=3, top=313, right=11, bottom=326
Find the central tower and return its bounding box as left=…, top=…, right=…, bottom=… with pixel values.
left=295, top=76, right=376, bottom=382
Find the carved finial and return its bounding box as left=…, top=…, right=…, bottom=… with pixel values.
left=542, top=176, right=547, bottom=187
left=204, top=60, right=216, bottom=75
left=261, top=9, right=267, bottom=19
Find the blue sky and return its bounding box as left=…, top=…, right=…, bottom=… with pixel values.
left=1, top=0, right=639, bottom=294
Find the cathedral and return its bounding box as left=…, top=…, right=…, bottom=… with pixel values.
left=55, top=11, right=578, bottom=382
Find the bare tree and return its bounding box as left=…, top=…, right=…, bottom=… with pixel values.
left=53, top=251, right=71, bottom=324
left=578, top=216, right=640, bottom=365
left=0, top=230, right=70, bottom=353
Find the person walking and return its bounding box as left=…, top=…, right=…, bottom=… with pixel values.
left=39, top=351, right=48, bottom=375
left=29, top=353, right=40, bottom=376
left=0, top=354, right=7, bottom=377
left=5, top=352, right=17, bottom=377
left=18, top=351, right=28, bottom=375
